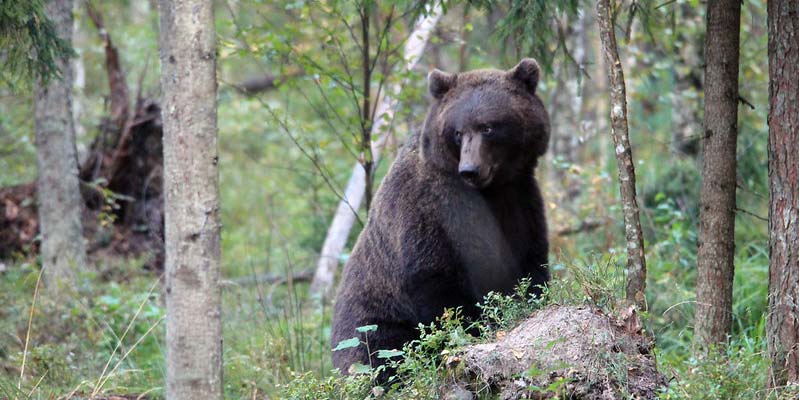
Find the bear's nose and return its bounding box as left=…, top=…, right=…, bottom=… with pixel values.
left=459, top=165, right=480, bottom=182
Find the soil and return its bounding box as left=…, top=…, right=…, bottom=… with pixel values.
left=446, top=305, right=667, bottom=399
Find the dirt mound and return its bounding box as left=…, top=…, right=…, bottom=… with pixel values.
left=447, top=305, right=667, bottom=399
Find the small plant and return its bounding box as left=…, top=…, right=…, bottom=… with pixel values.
left=85, top=178, right=135, bottom=228
left=478, top=277, right=549, bottom=336
left=332, top=324, right=379, bottom=376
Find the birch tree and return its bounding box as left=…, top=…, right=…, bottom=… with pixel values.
left=596, top=0, right=647, bottom=311
left=766, top=0, right=798, bottom=389
left=159, top=0, right=222, bottom=398
left=694, top=0, right=741, bottom=348
left=310, top=2, right=444, bottom=297
left=34, top=0, right=87, bottom=291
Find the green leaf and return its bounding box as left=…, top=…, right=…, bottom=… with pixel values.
left=348, top=362, right=373, bottom=375
left=332, top=337, right=360, bottom=351
left=376, top=349, right=404, bottom=359
left=356, top=324, right=378, bottom=333
left=526, top=365, right=545, bottom=378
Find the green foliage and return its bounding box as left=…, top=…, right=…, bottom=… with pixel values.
left=280, top=371, right=373, bottom=399
left=0, top=0, right=75, bottom=88
left=0, top=261, right=164, bottom=398
left=547, top=255, right=627, bottom=311
left=469, top=0, right=582, bottom=72
left=660, top=334, right=798, bottom=400
left=477, top=277, right=548, bottom=334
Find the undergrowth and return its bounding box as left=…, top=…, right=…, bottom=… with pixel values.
left=1, top=251, right=796, bottom=399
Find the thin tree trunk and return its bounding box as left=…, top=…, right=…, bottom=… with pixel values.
left=310, top=3, right=444, bottom=297
left=360, top=3, right=374, bottom=214
left=694, top=0, right=741, bottom=348
left=86, top=1, right=130, bottom=136
left=72, top=16, right=88, bottom=164
left=670, top=5, right=703, bottom=156
left=596, top=0, right=647, bottom=311
left=34, top=0, right=87, bottom=292
left=159, top=0, right=222, bottom=398
left=766, top=0, right=799, bottom=389
left=458, top=6, right=471, bottom=72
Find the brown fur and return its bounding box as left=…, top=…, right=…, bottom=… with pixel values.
left=331, top=59, right=551, bottom=378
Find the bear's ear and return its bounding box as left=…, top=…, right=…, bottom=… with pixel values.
left=508, top=58, right=540, bottom=94
left=428, top=69, right=456, bottom=99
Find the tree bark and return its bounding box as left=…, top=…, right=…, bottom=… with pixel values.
left=596, top=0, right=647, bottom=311
left=310, top=3, right=444, bottom=298
left=767, top=0, right=799, bottom=389
left=85, top=1, right=130, bottom=137
left=670, top=4, right=703, bottom=157
left=159, top=0, right=222, bottom=398
left=359, top=3, right=375, bottom=214
left=34, top=0, right=87, bottom=291
left=694, top=0, right=741, bottom=348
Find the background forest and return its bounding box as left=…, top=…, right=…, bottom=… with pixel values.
left=0, top=0, right=796, bottom=399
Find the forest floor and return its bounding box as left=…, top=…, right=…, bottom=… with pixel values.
left=1, top=248, right=797, bottom=399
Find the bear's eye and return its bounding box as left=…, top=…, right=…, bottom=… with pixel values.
left=482, top=125, right=493, bottom=135
left=454, top=130, right=463, bottom=143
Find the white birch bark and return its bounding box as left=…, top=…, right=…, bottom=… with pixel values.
left=159, top=0, right=222, bottom=398
left=310, top=2, right=444, bottom=297
left=35, top=0, right=87, bottom=292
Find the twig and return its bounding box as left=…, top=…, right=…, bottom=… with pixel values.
left=91, top=277, right=161, bottom=397
left=93, top=315, right=165, bottom=396
left=26, top=369, right=48, bottom=397
left=662, top=300, right=697, bottom=316
left=18, top=267, right=44, bottom=390
left=654, top=0, right=678, bottom=9
left=738, top=95, right=756, bottom=110
left=556, top=220, right=604, bottom=236
left=734, top=207, right=768, bottom=222
left=226, top=269, right=314, bottom=287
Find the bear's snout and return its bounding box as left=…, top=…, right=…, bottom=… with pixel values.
left=459, top=164, right=481, bottom=186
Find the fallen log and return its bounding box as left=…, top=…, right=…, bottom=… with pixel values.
left=445, top=305, right=666, bottom=399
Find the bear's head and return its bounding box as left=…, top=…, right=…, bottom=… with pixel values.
left=420, top=58, right=550, bottom=189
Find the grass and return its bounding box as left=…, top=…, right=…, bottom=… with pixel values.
left=2, top=242, right=795, bottom=399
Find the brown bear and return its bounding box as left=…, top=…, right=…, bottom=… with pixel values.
left=331, top=58, right=550, bottom=378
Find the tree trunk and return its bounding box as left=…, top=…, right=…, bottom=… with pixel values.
left=310, top=3, right=444, bottom=297
left=360, top=2, right=374, bottom=214
left=670, top=4, right=703, bottom=157
left=34, top=0, right=87, bottom=292
left=694, top=0, right=741, bottom=348
left=159, top=0, right=222, bottom=398
left=766, top=0, right=799, bottom=389
left=596, top=0, right=647, bottom=311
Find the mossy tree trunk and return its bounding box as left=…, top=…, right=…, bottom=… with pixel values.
left=766, top=0, right=799, bottom=389
left=595, top=0, right=647, bottom=311
left=694, top=0, right=741, bottom=348
left=159, top=0, right=222, bottom=398
left=34, top=0, right=87, bottom=292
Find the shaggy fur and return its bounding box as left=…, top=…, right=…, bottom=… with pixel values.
left=331, top=59, right=551, bottom=377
